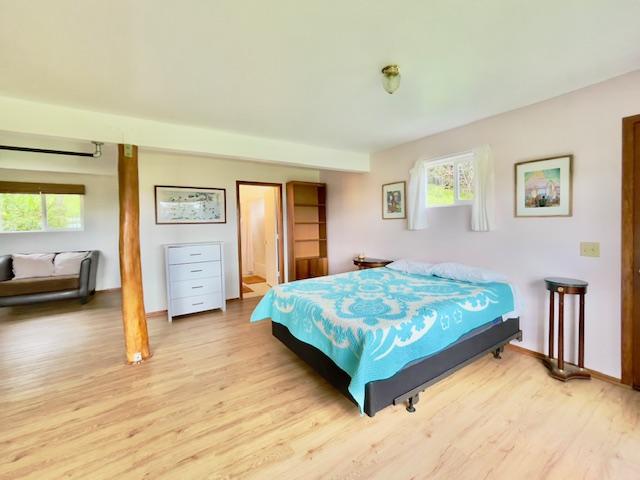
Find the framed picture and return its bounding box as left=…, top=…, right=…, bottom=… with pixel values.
left=515, top=155, right=572, bottom=217
left=155, top=185, right=226, bottom=224
left=382, top=181, right=406, bottom=219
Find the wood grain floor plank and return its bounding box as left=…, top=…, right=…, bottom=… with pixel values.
left=1, top=292, right=639, bottom=479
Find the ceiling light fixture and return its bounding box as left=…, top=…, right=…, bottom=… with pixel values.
left=381, top=64, right=401, bottom=94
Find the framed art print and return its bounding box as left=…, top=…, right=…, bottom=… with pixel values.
left=515, top=155, right=572, bottom=217
left=382, top=181, right=406, bottom=219
left=155, top=185, right=226, bottom=224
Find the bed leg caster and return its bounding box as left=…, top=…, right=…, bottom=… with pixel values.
left=492, top=346, right=504, bottom=359
left=406, top=394, right=419, bottom=413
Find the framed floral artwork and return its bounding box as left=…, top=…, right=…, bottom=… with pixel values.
left=515, top=155, right=572, bottom=217
left=155, top=185, right=226, bottom=224
left=382, top=181, right=406, bottom=219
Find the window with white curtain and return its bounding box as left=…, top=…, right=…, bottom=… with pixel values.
left=425, top=152, right=475, bottom=207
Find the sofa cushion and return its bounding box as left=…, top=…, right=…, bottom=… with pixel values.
left=0, top=275, right=80, bottom=297
left=12, top=253, right=55, bottom=279
left=54, top=252, right=88, bottom=276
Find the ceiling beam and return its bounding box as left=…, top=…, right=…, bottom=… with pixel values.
left=0, top=95, right=370, bottom=172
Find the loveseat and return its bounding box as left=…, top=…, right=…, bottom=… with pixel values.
left=0, top=251, right=100, bottom=307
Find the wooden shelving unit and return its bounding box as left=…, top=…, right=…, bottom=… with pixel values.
left=286, top=181, right=328, bottom=281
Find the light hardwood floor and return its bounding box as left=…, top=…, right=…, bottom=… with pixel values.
left=1, top=292, right=639, bottom=479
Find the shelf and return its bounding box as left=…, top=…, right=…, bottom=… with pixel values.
left=288, top=181, right=328, bottom=280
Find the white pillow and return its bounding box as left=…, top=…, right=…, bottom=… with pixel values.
left=386, top=259, right=434, bottom=276
left=54, top=252, right=88, bottom=276
left=431, top=262, right=508, bottom=284
left=12, top=253, right=55, bottom=279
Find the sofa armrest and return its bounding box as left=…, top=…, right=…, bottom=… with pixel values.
left=78, top=251, right=100, bottom=297
left=0, top=255, right=12, bottom=282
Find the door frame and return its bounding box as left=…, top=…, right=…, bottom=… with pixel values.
left=236, top=181, right=285, bottom=300
left=621, top=113, right=640, bottom=389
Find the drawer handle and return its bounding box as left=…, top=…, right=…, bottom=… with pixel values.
left=190, top=253, right=202, bottom=256
left=192, top=302, right=204, bottom=306
left=192, top=285, right=204, bottom=289
left=190, top=269, right=203, bottom=273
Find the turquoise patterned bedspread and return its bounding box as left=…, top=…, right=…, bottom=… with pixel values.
left=250, top=267, right=515, bottom=412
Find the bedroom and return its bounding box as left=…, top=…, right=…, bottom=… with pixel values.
left=1, top=1, right=639, bottom=478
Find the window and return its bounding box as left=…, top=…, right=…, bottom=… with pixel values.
left=426, top=153, right=474, bottom=207
left=0, top=182, right=84, bottom=233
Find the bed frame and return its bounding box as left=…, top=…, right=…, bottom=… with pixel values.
left=272, top=317, right=522, bottom=417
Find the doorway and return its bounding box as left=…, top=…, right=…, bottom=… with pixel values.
left=622, top=113, right=640, bottom=390
left=236, top=181, right=284, bottom=299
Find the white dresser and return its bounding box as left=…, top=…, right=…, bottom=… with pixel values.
left=164, top=242, right=226, bottom=322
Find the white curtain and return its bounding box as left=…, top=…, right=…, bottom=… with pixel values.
left=408, top=158, right=429, bottom=230
left=471, top=145, right=495, bottom=232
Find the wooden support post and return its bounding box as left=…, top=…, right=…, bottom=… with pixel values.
left=118, top=144, right=151, bottom=364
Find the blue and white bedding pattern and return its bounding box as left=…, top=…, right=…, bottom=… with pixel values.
left=250, top=267, right=515, bottom=412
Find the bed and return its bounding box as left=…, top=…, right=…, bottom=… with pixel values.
left=251, top=266, right=522, bottom=416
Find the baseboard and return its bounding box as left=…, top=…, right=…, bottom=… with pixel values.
left=97, top=287, right=121, bottom=294
left=506, top=343, right=625, bottom=387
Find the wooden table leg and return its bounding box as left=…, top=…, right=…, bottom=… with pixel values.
left=548, top=290, right=555, bottom=358
left=578, top=292, right=585, bottom=369
left=558, top=291, right=565, bottom=371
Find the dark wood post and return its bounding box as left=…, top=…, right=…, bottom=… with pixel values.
left=548, top=290, right=554, bottom=358
left=578, top=293, right=585, bottom=369
left=118, top=144, right=151, bottom=364
left=557, top=290, right=565, bottom=371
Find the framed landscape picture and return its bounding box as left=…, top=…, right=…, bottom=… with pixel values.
left=382, top=181, right=406, bottom=219
left=155, top=185, right=226, bottom=224
left=515, top=155, right=572, bottom=217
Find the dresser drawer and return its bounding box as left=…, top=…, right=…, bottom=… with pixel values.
left=169, top=261, right=221, bottom=282
left=171, top=292, right=223, bottom=316
left=167, top=244, right=220, bottom=265
left=170, top=277, right=222, bottom=299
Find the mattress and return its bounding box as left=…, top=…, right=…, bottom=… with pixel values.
left=251, top=267, right=515, bottom=412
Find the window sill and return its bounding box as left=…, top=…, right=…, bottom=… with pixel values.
left=0, top=229, right=85, bottom=234
left=427, top=202, right=473, bottom=209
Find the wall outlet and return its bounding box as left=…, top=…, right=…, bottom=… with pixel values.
left=580, top=242, right=600, bottom=257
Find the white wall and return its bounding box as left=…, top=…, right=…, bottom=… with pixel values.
left=239, top=186, right=267, bottom=276
left=138, top=150, right=318, bottom=312
left=321, top=70, right=640, bottom=379
left=0, top=141, right=319, bottom=309
left=0, top=168, right=120, bottom=290
left=250, top=200, right=266, bottom=277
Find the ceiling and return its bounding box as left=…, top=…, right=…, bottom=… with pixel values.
left=1, top=0, right=639, bottom=154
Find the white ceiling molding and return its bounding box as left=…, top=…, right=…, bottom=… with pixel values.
left=0, top=95, right=370, bottom=172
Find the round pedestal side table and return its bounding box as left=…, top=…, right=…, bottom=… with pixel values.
left=353, top=257, right=392, bottom=270
left=544, top=277, right=591, bottom=381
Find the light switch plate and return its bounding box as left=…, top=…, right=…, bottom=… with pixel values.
left=580, top=242, right=600, bottom=257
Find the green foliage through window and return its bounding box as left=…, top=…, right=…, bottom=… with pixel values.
left=46, top=194, right=83, bottom=230
left=427, top=164, right=455, bottom=206
left=0, top=193, right=83, bottom=233
left=426, top=155, right=474, bottom=207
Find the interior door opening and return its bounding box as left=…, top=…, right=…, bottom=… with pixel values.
left=237, top=182, right=284, bottom=300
